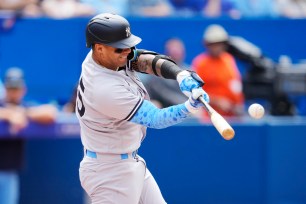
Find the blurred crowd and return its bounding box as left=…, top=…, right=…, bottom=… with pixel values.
left=0, top=2, right=306, bottom=202
left=1, top=0, right=306, bottom=19
left=143, top=24, right=303, bottom=119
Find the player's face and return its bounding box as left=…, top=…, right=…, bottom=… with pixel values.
left=113, top=47, right=131, bottom=65
left=93, top=44, right=131, bottom=70
left=103, top=45, right=131, bottom=69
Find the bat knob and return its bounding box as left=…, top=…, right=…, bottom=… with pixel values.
left=222, top=129, right=235, bottom=140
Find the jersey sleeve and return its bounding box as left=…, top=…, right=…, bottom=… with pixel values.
left=130, top=100, right=191, bottom=129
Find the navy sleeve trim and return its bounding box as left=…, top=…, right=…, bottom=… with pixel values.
left=125, top=97, right=144, bottom=121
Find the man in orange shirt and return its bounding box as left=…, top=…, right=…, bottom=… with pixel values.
left=192, top=24, right=244, bottom=117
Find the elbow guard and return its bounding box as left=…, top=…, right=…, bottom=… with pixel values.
left=130, top=49, right=179, bottom=77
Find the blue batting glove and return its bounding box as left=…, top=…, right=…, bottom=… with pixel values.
left=177, top=70, right=204, bottom=97
left=185, top=88, right=210, bottom=113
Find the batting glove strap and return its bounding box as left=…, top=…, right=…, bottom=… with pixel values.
left=184, top=100, right=199, bottom=114
left=192, top=88, right=210, bottom=103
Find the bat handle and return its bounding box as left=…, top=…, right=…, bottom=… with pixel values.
left=198, top=96, right=212, bottom=116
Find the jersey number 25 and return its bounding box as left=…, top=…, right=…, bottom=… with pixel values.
left=77, top=77, right=85, bottom=117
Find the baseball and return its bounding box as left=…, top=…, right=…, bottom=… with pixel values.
left=248, top=103, right=265, bottom=119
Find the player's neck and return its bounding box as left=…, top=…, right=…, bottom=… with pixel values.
left=92, top=52, right=117, bottom=71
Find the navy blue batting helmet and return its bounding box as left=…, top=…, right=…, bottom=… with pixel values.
left=86, top=13, right=142, bottom=49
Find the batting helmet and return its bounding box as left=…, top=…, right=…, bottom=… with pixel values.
left=86, top=13, right=142, bottom=48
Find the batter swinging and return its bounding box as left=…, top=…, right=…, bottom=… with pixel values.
left=77, top=13, right=209, bottom=204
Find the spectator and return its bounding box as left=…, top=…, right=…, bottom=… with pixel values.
left=41, top=0, right=95, bottom=19
left=0, top=79, right=5, bottom=102
left=0, top=67, right=57, bottom=204
left=231, top=0, right=279, bottom=18
left=203, top=0, right=238, bottom=18
left=169, top=0, right=206, bottom=16
left=169, top=0, right=238, bottom=18
left=129, top=0, right=174, bottom=17
left=144, top=37, right=189, bottom=108
left=80, top=0, right=129, bottom=16
left=164, top=37, right=189, bottom=68
left=0, top=0, right=43, bottom=18
left=192, top=24, right=245, bottom=118
left=62, top=83, right=77, bottom=113
left=275, top=0, right=306, bottom=19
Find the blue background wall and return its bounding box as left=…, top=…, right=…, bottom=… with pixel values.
left=1, top=17, right=306, bottom=104
left=0, top=117, right=302, bottom=204
left=0, top=17, right=306, bottom=204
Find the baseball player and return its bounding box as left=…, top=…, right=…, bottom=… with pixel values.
left=77, top=13, right=209, bottom=204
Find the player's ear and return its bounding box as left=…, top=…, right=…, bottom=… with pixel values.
left=93, top=44, right=103, bottom=53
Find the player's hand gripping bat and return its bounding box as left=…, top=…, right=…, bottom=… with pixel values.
left=177, top=70, right=235, bottom=140
left=198, top=96, right=235, bottom=140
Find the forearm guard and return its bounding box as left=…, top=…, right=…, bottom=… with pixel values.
left=130, top=49, right=183, bottom=79
left=160, top=60, right=183, bottom=80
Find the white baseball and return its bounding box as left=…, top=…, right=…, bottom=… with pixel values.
left=248, top=103, right=265, bottom=119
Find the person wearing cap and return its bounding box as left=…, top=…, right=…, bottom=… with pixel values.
left=0, top=67, right=57, bottom=204
left=191, top=24, right=245, bottom=118
left=77, top=13, right=210, bottom=203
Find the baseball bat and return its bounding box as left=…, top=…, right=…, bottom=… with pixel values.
left=198, top=96, right=235, bottom=140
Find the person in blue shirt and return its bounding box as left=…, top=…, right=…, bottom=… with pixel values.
left=0, top=67, right=57, bottom=204
left=231, top=0, right=279, bottom=18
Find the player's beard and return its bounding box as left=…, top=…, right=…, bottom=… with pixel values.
left=118, top=55, right=128, bottom=66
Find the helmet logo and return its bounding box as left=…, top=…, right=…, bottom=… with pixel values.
left=126, top=27, right=131, bottom=37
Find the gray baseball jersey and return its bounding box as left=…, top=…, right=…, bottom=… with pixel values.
left=76, top=50, right=149, bottom=154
